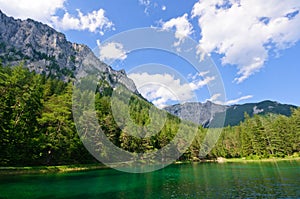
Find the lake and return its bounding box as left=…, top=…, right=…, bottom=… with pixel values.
left=0, top=161, right=299, bottom=198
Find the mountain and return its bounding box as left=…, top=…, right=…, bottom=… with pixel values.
left=0, top=10, right=137, bottom=93
left=163, top=101, right=228, bottom=127
left=1, top=11, right=297, bottom=128
left=164, top=100, right=297, bottom=127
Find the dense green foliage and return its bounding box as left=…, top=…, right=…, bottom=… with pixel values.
left=0, top=64, right=299, bottom=166
left=0, top=64, right=93, bottom=166
left=205, top=112, right=300, bottom=159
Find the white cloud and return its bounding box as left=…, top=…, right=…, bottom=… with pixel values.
left=0, top=0, right=65, bottom=23
left=139, top=1, right=166, bottom=14
left=199, top=71, right=210, bottom=77
left=128, top=72, right=214, bottom=108
left=188, top=70, right=210, bottom=80
left=139, top=0, right=151, bottom=14
left=51, top=9, right=114, bottom=34
left=98, top=41, right=127, bottom=62
left=206, top=93, right=222, bottom=103
left=129, top=73, right=195, bottom=108
left=189, top=76, right=215, bottom=90
left=139, top=0, right=150, bottom=6
left=225, top=95, right=253, bottom=105
left=206, top=94, right=253, bottom=105
left=192, top=0, right=300, bottom=83
left=161, top=13, right=193, bottom=46
left=0, top=0, right=114, bottom=35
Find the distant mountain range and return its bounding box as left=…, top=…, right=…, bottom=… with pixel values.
left=164, top=100, right=297, bottom=127
left=0, top=10, right=297, bottom=127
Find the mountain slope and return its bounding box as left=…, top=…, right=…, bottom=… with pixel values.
left=0, top=10, right=137, bottom=93
left=164, top=100, right=297, bottom=127
left=224, top=100, right=297, bottom=126
left=164, top=101, right=228, bottom=127
left=1, top=10, right=297, bottom=128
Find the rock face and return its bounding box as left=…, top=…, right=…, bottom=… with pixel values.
left=0, top=11, right=297, bottom=127
left=164, top=101, right=227, bottom=127
left=0, top=10, right=137, bottom=93
left=164, top=100, right=297, bottom=127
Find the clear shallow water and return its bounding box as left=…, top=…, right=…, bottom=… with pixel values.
left=0, top=161, right=299, bottom=199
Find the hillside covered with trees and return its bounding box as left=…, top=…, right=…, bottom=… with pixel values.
left=0, top=64, right=299, bottom=166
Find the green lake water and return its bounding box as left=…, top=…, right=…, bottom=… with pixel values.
left=0, top=161, right=299, bottom=198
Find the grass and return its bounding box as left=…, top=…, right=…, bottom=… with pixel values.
left=1, top=155, right=299, bottom=175
left=0, top=163, right=109, bottom=175
left=174, top=154, right=300, bottom=164
left=223, top=156, right=300, bottom=163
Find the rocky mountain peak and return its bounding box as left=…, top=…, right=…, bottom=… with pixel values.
left=0, top=10, right=137, bottom=93
left=164, top=100, right=296, bottom=127
left=164, top=101, right=228, bottom=127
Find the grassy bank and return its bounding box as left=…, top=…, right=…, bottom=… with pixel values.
left=175, top=155, right=300, bottom=164
left=1, top=156, right=299, bottom=175
left=0, top=164, right=109, bottom=175
left=223, top=156, right=300, bottom=163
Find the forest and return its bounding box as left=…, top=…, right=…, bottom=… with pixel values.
left=0, top=64, right=299, bottom=166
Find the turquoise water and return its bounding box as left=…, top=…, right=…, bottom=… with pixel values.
left=0, top=161, right=299, bottom=198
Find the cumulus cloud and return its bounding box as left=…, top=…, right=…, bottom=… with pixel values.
left=192, top=0, right=300, bottom=83
left=0, top=0, right=65, bottom=23
left=161, top=13, right=193, bottom=46
left=0, top=0, right=114, bottom=35
left=162, top=5, right=167, bottom=11
left=128, top=72, right=214, bottom=108
left=189, top=76, right=215, bottom=90
left=98, top=41, right=127, bottom=62
left=52, top=9, right=114, bottom=34
left=225, top=95, right=253, bottom=105
left=128, top=73, right=193, bottom=108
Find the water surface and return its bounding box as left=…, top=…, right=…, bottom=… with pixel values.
left=0, top=161, right=299, bottom=198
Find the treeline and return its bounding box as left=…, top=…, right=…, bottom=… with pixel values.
left=191, top=112, right=300, bottom=160
left=0, top=64, right=94, bottom=166
left=0, top=64, right=299, bottom=166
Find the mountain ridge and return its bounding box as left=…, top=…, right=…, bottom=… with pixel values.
left=1, top=10, right=297, bottom=128
left=164, top=100, right=297, bottom=127
left=0, top=10, right=137, bottom=93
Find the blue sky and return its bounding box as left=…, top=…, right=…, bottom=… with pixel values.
left=1, top=0, right=300, bottom=107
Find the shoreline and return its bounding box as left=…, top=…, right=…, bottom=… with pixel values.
left=0, top=164, right=109, bottom=175
left=173, top=156, right=300, bottom=164
left=222, top=156, right=300, bottom=163
left=1, top=157, right=299, bottom=175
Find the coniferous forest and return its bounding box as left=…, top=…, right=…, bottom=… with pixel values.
left=0, top=64, right=299, bottom=166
